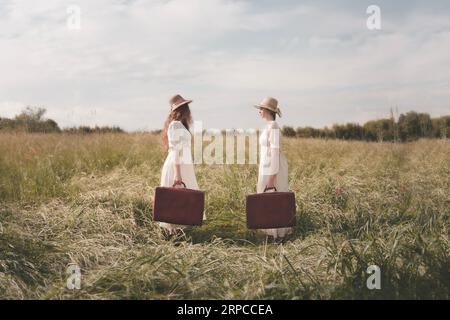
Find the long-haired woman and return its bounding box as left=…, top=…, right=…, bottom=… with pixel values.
left=159, top=94, right=201, bottom=234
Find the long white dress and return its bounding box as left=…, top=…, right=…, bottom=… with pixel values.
left=257, top=120, right=293, bottom=239
left=159, top=120, right=203, bottom=232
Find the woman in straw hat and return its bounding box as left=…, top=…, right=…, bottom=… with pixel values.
left=254, top=97, right=293, bottom=240
left=159, top=94, right=203, bottom=235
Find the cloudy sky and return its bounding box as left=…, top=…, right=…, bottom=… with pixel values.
left=1, top=0, right=450, bottom=131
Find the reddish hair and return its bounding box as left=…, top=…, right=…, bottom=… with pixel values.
left=161, top=103, right=192, bottom=151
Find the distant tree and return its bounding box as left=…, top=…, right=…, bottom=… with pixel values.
left=344, top=123, right=364, bottom=140
left=15, top=106, right=47, bottom=122
left=331, top=123, right=361, bottom=140
left=321, top=126, right=333, bottom=139
left=442, top=116, right=450, bottom=138
left=281, top=126, right=296, bottom=137
left=42, top=119, right=61, bottom=133
left=296, top=127, right=321, bottom=138
left=431, top=116, right=450, bottom=139
left=363, top=119, right=392, bottom=142
left=418, top=113, right=432, bottom=138
left=8, top=106, right=61, bottom=133
left=332, top=124, right=345, bottom=139
left=62, top=125, right=124, bottom=134
left=0, top=117, right=14, bottom=130
left=390, top=108, right=399, bottom=142
left=363, top=121, right=378, bottom=141
left=398, top=111, right=421, bottom=141
left=379, top=119, right=394, bottom=141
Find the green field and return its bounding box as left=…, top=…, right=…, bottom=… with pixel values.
left=0, top=132, right=449, bottom=299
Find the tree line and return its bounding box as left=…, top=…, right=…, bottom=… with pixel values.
left=282, top=111, right=449, bottom=142
left=1, top=106, right=449, bottom=141
left=0, top=107, right=123, bottom=134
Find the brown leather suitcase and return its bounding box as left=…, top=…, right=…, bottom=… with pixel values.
left=153, top=182, right=205, bottom=226
left=246, top=187, right=296, bottom=229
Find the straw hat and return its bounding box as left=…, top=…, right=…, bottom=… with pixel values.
left=169, top=94, right=192, bottom=111
left=254, top=97, right=282, bottom=117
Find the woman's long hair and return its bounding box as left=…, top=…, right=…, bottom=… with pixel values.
left=161, top=103, right=192, bottom=151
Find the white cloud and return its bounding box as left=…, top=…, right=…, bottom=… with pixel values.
left=0, top=0, right=449, bottom=131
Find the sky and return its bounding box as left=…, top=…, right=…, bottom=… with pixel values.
left=1, top=0, right=450, bottom=131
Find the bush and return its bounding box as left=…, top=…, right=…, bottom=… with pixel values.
left=282, top=126, right=296, bottom=137
left=0, top=107, right=61, bottom=133
left=62, top=125, right=124, bottom=134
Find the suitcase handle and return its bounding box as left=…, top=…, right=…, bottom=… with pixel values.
left=172, top=181, right=187, bottom=188
left=264, top=186, right=277, bottom=192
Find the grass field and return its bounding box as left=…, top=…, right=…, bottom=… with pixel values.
left=0, top=132, right=449, bottom=299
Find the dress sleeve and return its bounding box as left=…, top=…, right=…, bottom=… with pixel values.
left=168, top=121, right=184, bottom=165
left=268, top=122, right=280, bottom=176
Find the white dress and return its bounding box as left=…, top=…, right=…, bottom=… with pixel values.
left=257, top=120, right=293, bottom=239
left=159, top=120, right=203, bottom=232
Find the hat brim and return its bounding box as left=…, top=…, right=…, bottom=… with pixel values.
left=172, top=100, right=193, bottom=111
left=254, top=105, right=282, bottom=117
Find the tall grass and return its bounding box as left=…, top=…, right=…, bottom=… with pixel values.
left=0, top=132, right=163, bottom=203
left=0, top=133, right=448, bottom=299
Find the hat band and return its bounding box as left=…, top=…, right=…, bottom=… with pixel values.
left=259, top=105, right=282, bottom=117
left=260, top=105, right=277, bottom=111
